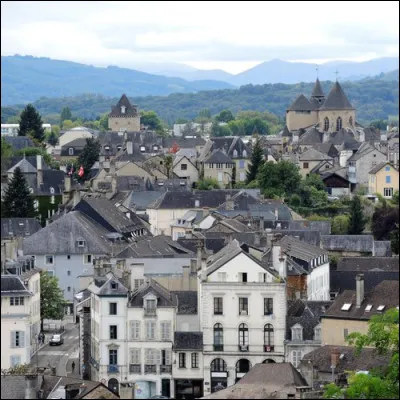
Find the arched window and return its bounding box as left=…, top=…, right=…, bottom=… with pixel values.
left=336, top=116, right=342, bottom=131
left=324, top=117, right=329, bottom=132
left=264, top=324, right=274, bottom=352
left=242, top=150, right=247, bottom=158
left=233, top=149, right=238, bottom=158
left=349, top=116, right=353, bottom=127
left=238, top=323, right=249, bottom=349
left=235, top=359, right=251, bottom=383
left=211, top=358, right=227, bottom=372
left=213, top=323, right=224, bottom=351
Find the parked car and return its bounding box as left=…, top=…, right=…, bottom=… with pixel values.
left=49, top=334, right=64, bottom=346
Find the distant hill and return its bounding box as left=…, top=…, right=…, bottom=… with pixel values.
left=0, top=55, right=235, bottom=105
left=378, top=69, right=399, bottom=81
left=3, top=76, right=398, bottom=125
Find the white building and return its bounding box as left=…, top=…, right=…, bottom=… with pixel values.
left=1, top=266, right=41, bottom=370
left=198, top=239, right=287, bottom=395
left=1, top=123, right=51, bottom=136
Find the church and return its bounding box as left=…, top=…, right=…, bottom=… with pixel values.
left=286, top=79, right=356, bottom=133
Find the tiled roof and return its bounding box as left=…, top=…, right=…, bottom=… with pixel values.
left=321, top=235, right=374, bottom=252
left=1, top=218, right=42, bottom=240
left=7, top=158, right=37, bottom=174
left=129, top=278, right=177, bottom=308
left=1, top=275, right=32, bottom=297
left=109, top=94, right=138, bottom=117
left=124, top=190, right=165, bottom=211
left=278, top=235, right=327, bottom=262
left=299, top=148, right=333, bottom=161
left=174, top=332, right=203, bottom=350
left=311, top=78, right=325, bottom=98
left=204, top=149, right=233, bottom=164
left=288, top=94, right=314, bottom=111
left=337, top=257, right=399, bottom=272
left=319, top=81, right=354, bottom=110
left=3, top=136, right=35, bottom=151
left=369, top=162, right=397, bottom=174
left=298, top=127, right=323, bottom=145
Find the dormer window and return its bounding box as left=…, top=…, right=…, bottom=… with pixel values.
left=140, top=146, right=146, bottom=152
left=104, top=146, right=110, bottom=151
left=314, top=326, right=321, bottom=341
left=69, top=148, right=74, bottom=155
left=50, top=187, right=55, bottom=194
left=291, top=325, right=303, bottom=341
left=153, top=145, right=158, bottom=151
left=242, top=150, right=247, bottom=158
left=111, top=281, right=118, bottom=290
left=121, top=105, right=126, bottom=114
left=77, top=240, right=85, bottom=247
left=144, top=297, right=157, bottom=316
left=233, top=150, right=238, bottom=158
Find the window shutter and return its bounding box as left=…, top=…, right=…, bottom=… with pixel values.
left=154, top=349, right=161, bottom=365
left=11, top=331, right=16, bottom=348
left=166, top=349, right=172, bottom=365
left=258, top=273, right=264, bottom=282
left=132, top=321, right=140, bottom=340
left=145, top=348, right=152, bottom=364
left=165, top=322, right=171, bottom=340
left=130, top=348, right=141, bottom=364
left=152, top=321, right=156, bottom=340
left=19, top=332, right=25, bottom=348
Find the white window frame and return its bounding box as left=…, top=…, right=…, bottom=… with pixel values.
left=45, top=255, right=54, bottom=265
left=83, top=254, right=92, bottom=264
left=69, top=148, right=74, bottom=156
left=291, top=350, right=302, bottom=368
left=384, top=187, right=393, bottom=197
left=77, top=240, right=85, bottom=247
left=291, top=325, right=303, bottom=341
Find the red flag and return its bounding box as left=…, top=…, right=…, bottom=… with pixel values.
left=68, top=165, right=74, bottom=176
left=78, top=165, right=84, bottom=177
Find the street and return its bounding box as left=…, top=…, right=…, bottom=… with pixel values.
left=32, top=320, right=80, bottom=377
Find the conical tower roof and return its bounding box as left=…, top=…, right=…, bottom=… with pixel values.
left=320, top=81, right=354, bottom=110
left=311, top=78, right=325, bottom=98
left=287, top=94, right=313, bottom=111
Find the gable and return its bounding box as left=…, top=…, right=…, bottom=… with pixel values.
left=118, top=162, right=153, bottom=178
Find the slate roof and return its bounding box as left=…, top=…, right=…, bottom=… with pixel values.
left=1, top=218, right=42, bottom=240
left=7, top=158, right=37, bottom=174
left=281, top=125, right=292, bottom=137
left=313, top=143, right=339, bottom=158
left=1, top=376, right=33, bottom=399
left=323, top=280, right=399, bottom=320
left=299, top=148, right=333, bottom=161
left=311, top=78, right=325, bottom=98
left=115, top=176, right=152, bottom=192
left=321, top=235, right=374, bottom=252
left=174, top=332, right=203, bottom=350
left=278, top=235, right=327, bottom=262
left=288, top=94, right=314, bottom=111
left=337, top=257, right=399, bottom=272
left=369, top=161, right=396, bottom=174
left=348, top=143, right=385, bottom=162
left=3, top=135, right=35, bottom=151
left=298, top=128, right=323, bottom=145
left=1, top=275, right=32, bottom=297
left=302, top=345, right=390, bottom=374
left=109, top=94, right=138, bottom=117
left=124, top=190, right=165, bottom=211
left=7, top=155, right=50, bottom=171
left=90, top=272, right=129, bottom=296
left=204, top=149, right=233, bottom=164
left=217, top=190, right=261, bottom=211
left=129, top=278, right=178, bottom=307
left=177, top=237, right=227, bottom=254
left=172, top=291, right=198, bottom=314
left=271, top=229, right=321, bottom=246
left=320, top=81, right=354, bottom=110
left=286, top=300, right=332, bottom=340
left=288, top=220, right=331, bottom=235
left=210, top=136, right=249, bottom=158
left=23, top=211, right=112, bottom=255
left=373, top=241, right=392, bottom=257
left=162, top=135, right=206, bottom=150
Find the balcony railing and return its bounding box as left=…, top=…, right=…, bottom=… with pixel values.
left=129, top=364, right=141, bottom=374
left=145, top=364, right=157, bottom=374
left=264, top=345, right=275, bottom=352
left=144, top=308, right=157, bottom=317
left=160, top=365, right=172, bottom=374
left=89, top=357, right=99, bottom=370
left=108, top=364, right=119, bottom=373
left=239, top=345, right=249, bottom=352
left=213, top=344, right=224, bottom=352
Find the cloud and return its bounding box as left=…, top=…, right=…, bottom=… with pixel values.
left=1, top=1, right=398, bottom=73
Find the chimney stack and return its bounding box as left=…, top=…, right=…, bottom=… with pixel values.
left=36, top=155, right=43, bottom=188
left=127, top=141, right=133, bottom=155
left=274, top=208, right=279, bottom=220
left=331, top=347, right=340, bottom=369
left=182, top=265, right=190, bottom=290
left=25, top=375, right=37, bottom=399
left=201, top=258, right=207, bottom=282
left=64, top=175, right=71, bottom=193
left=72, top=190, right=81, bottom=208
left=259, top=216, right=264, bottom=233
left=356, top=274, right=365, bottom=308
left=196, top=241, right=204, bottom=272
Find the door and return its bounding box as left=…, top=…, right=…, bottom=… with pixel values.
left=162, top=379, right=171, bottom=398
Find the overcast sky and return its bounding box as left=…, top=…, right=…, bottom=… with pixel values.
left=1, top=1, right=399, bottom=74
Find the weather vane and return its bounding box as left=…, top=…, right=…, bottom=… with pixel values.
left=335, top=69, right=339, bottom=81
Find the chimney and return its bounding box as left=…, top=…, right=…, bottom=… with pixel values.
left=225, top=194, right=234, bottom=211
left=196, top=242, right=203, bottom=271
left=36, top=154, right=42, bottom=171
left=331, top=347, right=340, bottom=369
left=36, top=155, right=43, bottom=188
left=254, top=234, right=260, bottom=246
left=190, top=258, right=197, bottom=274
left=356, top=274, right=365, bottom=308
left=127, top=141, right=133, bottom=155
left=323, top=131, right=330, bottom=143
left=202, top=207, right=210, bottom=217
left=292, top=132, right=299, bottom=144
left=182, top=265, right=190, bottom=290
left=64, top=175, right=71, bottom=193
left=259, top=216, right=264, bottom=233
left=274, top=208, right=279, bottom=220
left=359, top=131, right=365, bottom=142
left=25, top=375, right=37, bottom=399
left=380, top=132, right=388, bottom=141
left=109, top=160, right=116, bottom=176
left=72, top=190, right=81, bottom=208
left=201, top=258, right=207, bottom=282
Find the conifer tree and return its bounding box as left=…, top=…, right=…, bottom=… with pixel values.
left=77, top=137, right=100, bottom=181
left=18, top=104, right=45, bottom=142
left=246, top=137, right=264, bottom=184
left=2, top=167, right=36, bottom=218
left=348, top=195, right=366, bottom=234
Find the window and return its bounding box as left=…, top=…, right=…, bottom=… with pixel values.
left=161, top=349, right=171, bottom=366
left=384, top=188, right=393, bottom=197
left=240, top=272, right=248, bottom=283
left=45, top=255, right=54, bottom=265
left=84, top=254, right=92, bottom=264
left=349, top=116, right=353, bottom=127
left=264, top=298, right=273, bottom=315
left=181, top=164, right=188, bottom=170
left=242, top=150, right=247, bottom=158
left=67, top=286, right=71, bottom=292
left=77, top=240, right=85, bottom=247
left=10, top=297, right=24, bottom=306
left=109, top=302, right=117, bottom=315
left=110, top=325, right=117, bottom=339
left=69, top=148, right=74, bottom=155
left=191, top=353, right=199, bottom=368
left=386, top=176, right=392, bottom=183
left=214, top=297, right=223, bottom=315
left=67, top=270, right=71, bottom=276
left=239, top=160, right=245, bottom=169
left=130, top=321, right=141, bottom=340
left=385, top=166, right=391, bottom=171
left=49, top=186, right=55, bottom=194
left=217, top=272, right=227, bottom=282
left=240, top=172, right=245, bottom=181
left=344, top=328, right=349, bottom=339
left=303, top=162, right=309, bottom=169
left=109, top=349, right=118, bottom=365
left=134, top=279, right=144, bottom=291
left=264, top=324, right=274, bottom=351
left=213, top=323, right=224, bottom=351
left=291, top=350, right=303, bottom=368
left=179, top=353, right=186, bottom=368
left=10, top=355, right=21, bottom=367
left=145, top=299, right=157, bottom=315
left=336, top=116, right=342, bottom=131
left=292, top=326, right=303, bottom=341
left=111, top=281, right=118, bottom=289
left=121, top=105, right=126, bottom=114
left=324, top=117, right=329, bottom=132
left=146, top=321, right=156, bottom=340
left=160, top=321, right=171, bottom=341
left=130, top=348, right=141, bottom=368
left=314, top=327, right=321, bottom=341
left=233, top=150, right=238, bottom=158
left=238, top=323, right=249, bottom=347
left=239, top=298, right=248, bottom=315
left=211, top=358, right=227, bottom=372
left=11, top=331, right=25, bottom=348
left=218, top=172, right=223, bottom=182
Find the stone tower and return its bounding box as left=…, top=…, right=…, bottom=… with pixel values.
left=108, top=94, right=141, bottom=132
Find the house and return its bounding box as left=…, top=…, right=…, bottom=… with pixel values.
left=108, top=94, right=141, bottom=131
left=202, top=150, right=235, bottom=187
left=1, top=123, right=51, bottom=137
left=23, top=211, right=113, bottom=305
left=285, top=300, right=332, bottom=369
left=320, top=278, right=399, bottom=346
left=163, top=135, right=206, bottom=155
left=2, top=135, right=35, bottom=152
left=298, top=149, right=334, bottom=178
left=59, top=138, right=88, bottom=161
left=198, top=239, right=287, bottom=393
left=368, top=162, right=399, bottom=198
left=59, top=127, right=96, bottom=147
left=173, top=155, right=199, bottom=184
left=203, top=363, right=312, bottom=399
left=320, top=169, right=351, bottom=197
left=171, top=209, right=207, bottom=240
left=1, top=264, right=40, bottom=370
left=300, top=345, right=391, bottom=391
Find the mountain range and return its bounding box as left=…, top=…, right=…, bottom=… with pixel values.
left=1, top=55, right=398, bottom=106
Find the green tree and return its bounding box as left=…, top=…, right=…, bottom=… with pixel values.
left=372, top=204, right=399, bottom=240
left=197, top=178, right=220, bottom=190
left=324, top=308, right=399, bottom=399
left=18, top=104, right=45, bottom=142
left=164, top=154, right=173, bottom=178
left=390, top=224, right=399, bottom=254
left=216, top=109, right=234, bottom=123
left=1, top=167, right=36, bottom=218
left=304, top=173, right=326, bottom=191
left=228, top=120, right=246, bottom=136
left=60, top=106, right=72, bottom=124
left=47, top=131, right=58, bottom=146
left=76, top=138, right=100, bottom=181
left=198, top=108, right=211, bottom=119
left=231, top=163, right=236, bottom=188
left=332, top=214, right=350, bottom=234
left=246, top=137, right=264, bottom=184
left=1, top=136, right=13, bottom=173
left=98, top=112, right=109, bottom=131
left=40, top=271, right=66, bottom=332
left=15, top=147, right=56, bottom=169
left=140, top=110, right=164, bottom=131
left=348, top=195, right=366, bottom=234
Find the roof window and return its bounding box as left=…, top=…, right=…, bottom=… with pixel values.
left=365, top=304, right=373, bottom=312
left=341, top=303, right=352, bottom=311
left=377, top=305, right=385, bottom=312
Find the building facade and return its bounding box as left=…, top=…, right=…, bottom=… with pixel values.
left=108, top=94, right=141, bottom=132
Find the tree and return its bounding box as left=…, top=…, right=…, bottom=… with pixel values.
left=324, top=308, right=399, bottom=399
left=197, top=178, right=220, bottom=190
left=47, top=131, right=58, bottom=146
left=18, top=104, right=45, bottom=142
left=1, top=137, right=13, bottom=173
left=372, top=204, right=399, bottom=240
left=216, top=109, right=234, bottom=123
left=246, top=137, right=264, bottom=184
left=140, top=110, right=163, bottom=131
left=181, top=121, right=198, bottom=136
left=231, top=163, right=236, bottom=187
left=348, top=195, right=366, bottom=234
left=164, top=154, right=173, bottom=178
left=198, top=108, right=211, bottom=119
left=2, top=167, right=36, bottom=218
left=98, top=112, right=109, bottom=131
left=332, top=214, right=350, bottom=234
left=40, top=271, right=66, bottom=332
left=76, top=138, right=100, bottom=181
left=304, top=173, right=326, bottom=191
left=60, top=107, right=72, bottom=124
left=390, top=225, right=399, bottom=254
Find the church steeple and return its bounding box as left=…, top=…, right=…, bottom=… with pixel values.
left=310, top=78, right=325, bottom=108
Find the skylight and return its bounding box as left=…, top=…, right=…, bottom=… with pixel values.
left=365, top=304, right=373, bottom=312
left=341, top=303, right=352, bottom=311
left=377, top=305, right=385, bottom=311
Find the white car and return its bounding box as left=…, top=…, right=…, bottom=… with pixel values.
left=49, top=334, right=64, bottom=346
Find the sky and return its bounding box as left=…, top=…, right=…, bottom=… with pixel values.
left=1, top=1, right=399, bottom=74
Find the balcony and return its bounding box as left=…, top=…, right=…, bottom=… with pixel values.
left=239, top=345, right=249, bottom=352
left=89, top=357, right=99, bottom=370
left=160, top=365, right=172, bottom=374
left=129, top=364, right=141, bottom=374
left=144, top=308, right=157, bottom=317
left=108, top=364, right=119, bottom=373
left=213, top=344, right=224, bottom=352
left=264, top=345, right=275, bottom=353
left=145, top=365, right=157, bottom=374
